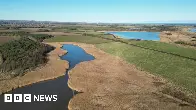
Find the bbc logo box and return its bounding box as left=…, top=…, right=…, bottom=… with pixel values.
left=4, top=94, right=58, bottom=102
left=4, top=94, right=31, bottom=102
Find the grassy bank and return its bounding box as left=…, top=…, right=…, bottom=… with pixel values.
left=96, top=42, right=196, bottom=92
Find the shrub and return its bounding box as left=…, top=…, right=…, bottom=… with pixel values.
left=175, top=41, right=187, bottom=45
left=166, top=33, right=172, bottom=35
left=36, top=29, right=50, bottom=32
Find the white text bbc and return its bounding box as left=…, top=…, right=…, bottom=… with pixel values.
left=4, top=94, right=58, bottom=102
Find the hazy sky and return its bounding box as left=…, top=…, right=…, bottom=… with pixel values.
left=0, top=0, right=196, bottom=23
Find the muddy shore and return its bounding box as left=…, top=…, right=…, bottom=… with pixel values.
left=0, top=42, right=69, bottom=94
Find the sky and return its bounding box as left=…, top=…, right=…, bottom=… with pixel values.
left=0, top=0, right=196, bottom=23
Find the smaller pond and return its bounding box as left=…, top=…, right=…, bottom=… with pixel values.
left=107, top=32, right=160, bottom=41
left=190, top=28, right=196, bottom=32
left=0, top=44, right=95, bottom=110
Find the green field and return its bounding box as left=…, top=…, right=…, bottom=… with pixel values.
left=127, top=40, right=196, bottom=59
left=45, top=35, right=112, bottom=44
left=96, top=42, right=196, bottom=92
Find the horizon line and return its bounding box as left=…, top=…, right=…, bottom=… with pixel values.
left=1, top=19, right=196, bottom=24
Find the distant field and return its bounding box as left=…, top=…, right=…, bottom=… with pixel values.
left=45, top=35, right=112, bottom=44
left=0, top=30, right=23, bottom=32
left=32, top=32, right=80, bottom=36
left=96, top=42, right=196, bottom=92
left=20, top=28, right=48, bottom=32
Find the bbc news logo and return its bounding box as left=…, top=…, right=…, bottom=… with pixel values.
left=4, top=94, right=57, bottom=102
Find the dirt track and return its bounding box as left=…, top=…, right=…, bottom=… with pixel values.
left=60, top=42, right=195, bottom=110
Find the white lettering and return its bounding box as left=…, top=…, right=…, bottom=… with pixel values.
left=33, top=95, right=39, bottom=101
left=53, top=95, right=57, bottom=101
left=5, top=94, right=58, bottom=102
left=14, top=94, right=22, bottom=102
left=40, top=95, right=44, bottom=101
left=4, top=94, right=12, bottom=102
left=24, top=94, right=31, bottom=102
left=44, top=95, right=52, bottom=101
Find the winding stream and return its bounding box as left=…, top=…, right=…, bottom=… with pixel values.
left=0, top=44, right=95, bottom=110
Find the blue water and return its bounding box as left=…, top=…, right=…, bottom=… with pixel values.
left=190, top=28, right=196, bottom=32
left=0, top=44, right=95, bottom=110
left=108, top=32, right=160, bottom=41
left=61, top=44, right=95, bottom=70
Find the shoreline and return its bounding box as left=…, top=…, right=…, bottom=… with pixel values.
left=0, top=42, right=69, bottom=94
left=97, top=31, right=148, bottom=32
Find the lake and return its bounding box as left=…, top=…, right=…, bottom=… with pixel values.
left=107, top=32, right=160, bottom=41
left=190, top=28, right=196, bottom=32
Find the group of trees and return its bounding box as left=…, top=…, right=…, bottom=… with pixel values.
left=0, top=34, right=54, bottom=77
